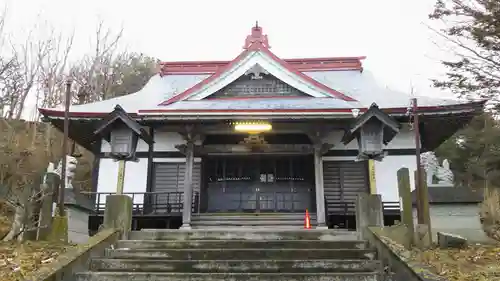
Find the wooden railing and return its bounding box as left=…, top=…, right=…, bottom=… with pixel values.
left=326, top=201, right=401, bottom=216
left=86, top=191, right=200, bottom=215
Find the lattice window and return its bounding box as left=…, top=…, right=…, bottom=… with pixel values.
left=210, top=74, right=307, bottom=98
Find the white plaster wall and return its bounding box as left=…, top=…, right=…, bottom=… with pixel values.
left=101, top=138, right=149, bottom=153
left=374, top=155, right=417, bottom=202
left=67, top=207, right=89, bottom=244
left=153, top=130, right=203, bottom=151
left=326, top=124, right=417, bottom=150
left=154, top=131, right=185, bottom=151
left=96, top=157, right=148, bottom=204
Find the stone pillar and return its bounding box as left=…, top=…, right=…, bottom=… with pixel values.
left=397, top=167, right=414, bottom=245
left=414, top=170, right=432, bottom=249
left=356, top=193, right=384, bottom=239
left=180, top=141, right=194, bottom=229
left=313, top=146, right=327, bottom=229
left=103, top=194, right=132, bottom=239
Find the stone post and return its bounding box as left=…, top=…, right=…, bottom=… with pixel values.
left=356, top=193, right=384, bottom=239
left=414, top=170, right=432, bottom=249
left=397, top=167, right=414, bottom=246
left=313, top=145, right=327, bottom=229
left=103, top=194, right=133, bottom=239
left=180, top=140, right=194, bottom=229
left=37, top=173, right=58, bottom=240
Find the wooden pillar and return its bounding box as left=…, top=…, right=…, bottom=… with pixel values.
left=314, top=145, right=327, bottom=229
left=180, top=140, right=195, bottom=229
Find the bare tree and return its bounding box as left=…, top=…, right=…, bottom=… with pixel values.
left=0, top=6, right=18, bottom=118
left=0, top=120, right=60, bottom=241
left=36, top=30, right=74, bottom=111
left=70, top=20, right=123, bottom=102
left=0, top=11, right=51, bottom=120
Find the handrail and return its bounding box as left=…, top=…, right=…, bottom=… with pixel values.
left=324, top=200, right=401, bottom=215
left=84, top=191, right=200, bottom=215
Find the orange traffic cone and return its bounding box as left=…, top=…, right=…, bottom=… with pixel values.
left=304, top=209, right=311, bottom=229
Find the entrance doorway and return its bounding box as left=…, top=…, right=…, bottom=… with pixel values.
left=203, top=155, right=314, bottom=213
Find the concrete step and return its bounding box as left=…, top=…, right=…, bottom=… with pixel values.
left=128, top=229, right=359, bottom=241
left=190, top=220, right=314, bottom=227
left=115, top=239, right=367, bottom=250
left=90, top=259, right=383, bottom=273
left=192, top=213, right=317, bottom=221
left=104, top=248, right=376, bottom=260
left=191, top=223, right=310, bottom=231
left=75, top=272, right=381, bottom=281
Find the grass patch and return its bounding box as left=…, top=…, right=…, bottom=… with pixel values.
left=411, top=244, right=500, bottom=281
left=0, top=240, right=76, bottom=281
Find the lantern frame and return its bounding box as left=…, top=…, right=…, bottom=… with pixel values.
left=94, top=105, right=153, bottom=161
left=342, top=103, right=400, bottom=161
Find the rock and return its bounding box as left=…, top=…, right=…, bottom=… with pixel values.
left=437, top=232, right=468, bottom=249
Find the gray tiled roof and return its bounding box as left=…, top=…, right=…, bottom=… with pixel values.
left=411, top=186, right=484, bottom=204
left=55, top=74, right=208, bottom=114
left=306, top=70, right=468, bottom=108
left=41, top=68, right=473, bottom=115
left=161, top=97, right=361, bottom=111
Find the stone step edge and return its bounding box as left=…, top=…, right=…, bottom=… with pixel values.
left=107, top=248, right=375, bottom=252
left=92, top=258, right=380, bottom=263
left=191, top=221, right=318, bottom=223
left=77, top=272, right=380, bottom=276
left=191, top=216, right=316, bottom=219
left=134, top=229, right=353, bottom=233
left=117, top=239, right=366, bottom=243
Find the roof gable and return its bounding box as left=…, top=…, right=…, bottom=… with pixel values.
left=208, top=72, right=310, bottom=99
left=159, top=24, right=356, bottom=105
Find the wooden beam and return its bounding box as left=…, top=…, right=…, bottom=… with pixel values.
left=156, top=121, right=345, bottom=135
left=180, top=144, right=316, bottom=155
left=146, top=127, right=155, bottom=193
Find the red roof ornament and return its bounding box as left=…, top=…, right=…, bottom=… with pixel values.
left=243, top=21, right=270, bottom=50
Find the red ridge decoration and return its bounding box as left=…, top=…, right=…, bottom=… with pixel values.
left=244, top=22, right=270, bottom=50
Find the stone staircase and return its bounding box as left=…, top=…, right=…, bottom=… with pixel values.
left=76, top=229, right=385, bottom=281
left=191, top=212, right=317, bottom=229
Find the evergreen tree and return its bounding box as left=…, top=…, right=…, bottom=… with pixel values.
left=435, top=113, right=500, bottom=189
left=429, top=0, right=500, bottom=102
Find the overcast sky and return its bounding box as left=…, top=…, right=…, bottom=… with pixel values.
left=1, top=0, right=452, bottom=101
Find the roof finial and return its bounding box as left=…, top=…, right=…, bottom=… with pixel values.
left=243, top=22, right=270, bottom=50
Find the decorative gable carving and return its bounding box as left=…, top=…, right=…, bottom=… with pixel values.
left=208, top=72, right=308, bottom=99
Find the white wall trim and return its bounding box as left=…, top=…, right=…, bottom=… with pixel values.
left=322, top=156, right=358, bottom=161
left=153, top=157, right=202, bottom=163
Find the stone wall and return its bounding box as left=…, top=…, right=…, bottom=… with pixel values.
left=67, top=207, right=90, bottom=243
left=413, top=204, right=490, bottom=242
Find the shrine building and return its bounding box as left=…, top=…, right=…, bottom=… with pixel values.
left=39, top=24, right=484, bottom=230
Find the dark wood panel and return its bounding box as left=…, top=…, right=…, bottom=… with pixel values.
left=206, top=181, right=312, bottom=212
left=323, top=161, right=368, bottom=214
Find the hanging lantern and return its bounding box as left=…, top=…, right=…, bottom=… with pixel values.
left=94, top=105, right=154, bottom=161
left=342, top=103, right=401, bottom=161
